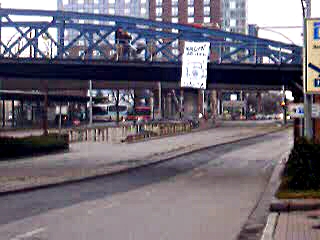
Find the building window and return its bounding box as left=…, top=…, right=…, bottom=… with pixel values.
left=94, top=0, right=99, bottom=3
left=204, top=0, right=210, bottom=5
left=109, top=0, right=115, bottom=4
left=78, top=0, right=84, bottom=4
left=141, top=7, right=146, bottom=15
left=172, top=0, right=178, bottom=6
left=78, top=40, right=85, bottom=46
left=125, top=0, right=130, bottom=4
left=204, top=6, right=210, bottom=16
left=63, top=0, right=69, bottom=5
left=156, top=0, right=162, bottom=6
left=125, top=8, right=130, bottom=15
left=230, top=1, right=236, bottom=9
left=172, top=17, right=178, bottom=23
left=94, top=20, right=99, bottom=24
left=79, top=19, right=85, bottom=24
left=172, top=29, right=179, bottom=33
left=94, top=9, right=99, bottom=14
left=141, top=0, right=146, bottom=3
left=188, top=17, right=194, bottom=23
left=109, top=8, right=115, bottom=14
left=156, top=17, right=162, bottom=22
left=188, top=0, right=194, bottom=6
left=204, top=17, right=210, bottom=23
left=172, top=7, right=178, bottom=16
left=156, top=7, right=162, bottom=17
left=230, top=19, right=236, bottom=27
left=188, top=6, right=194, bottom=16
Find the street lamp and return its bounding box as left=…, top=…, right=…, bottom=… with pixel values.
left=256, top=26, right=300, bottom=45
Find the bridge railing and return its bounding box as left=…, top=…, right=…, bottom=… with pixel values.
left=0, top=8, right=302, bottom=64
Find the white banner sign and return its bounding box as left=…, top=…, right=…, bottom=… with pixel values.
left=181, top=42, right=210, bottom=89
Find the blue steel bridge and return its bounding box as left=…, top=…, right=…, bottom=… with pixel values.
left=0, top=8, right=303, bottom=93
left=0, top=8, right=302, bottom=64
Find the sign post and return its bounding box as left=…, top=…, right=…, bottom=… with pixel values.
left=303, top=7, right=320, bottom=138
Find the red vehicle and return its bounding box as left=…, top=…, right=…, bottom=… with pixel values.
left=127, top=106, right=151, bottom=122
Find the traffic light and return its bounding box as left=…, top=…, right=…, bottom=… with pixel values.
left=281, top=101, right=286, bottom=107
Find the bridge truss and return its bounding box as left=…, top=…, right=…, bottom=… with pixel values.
left=0, top=8, right=302, bottom=64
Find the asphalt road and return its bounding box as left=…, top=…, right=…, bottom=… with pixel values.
left=0, top=129, right=292, bottom=240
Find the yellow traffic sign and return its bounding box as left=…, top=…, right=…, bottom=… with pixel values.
left=305, top=18, right=320, bottom=93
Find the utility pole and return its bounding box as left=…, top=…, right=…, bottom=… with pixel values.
left=302, top=0, right=313, bottom=139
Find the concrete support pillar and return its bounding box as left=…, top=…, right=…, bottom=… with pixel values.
left=42, top=80, right=49, bottom=135
left=210, top=90, right=217, bottom=120
left=11, top=100, right=14, bottom=128
left=162, top=90, right=166, bottom=119
left=153, top=82, right=162, bottom=119
left=198, top=89, right=204, bottom=118
left=180, top=89, right=184, bottom=119
left=257, top=92, right=262, bottom=114
left=20, top=100, right=24, bottom=127
left=217, top=91, right=222, bottom=116
left=167, top=92, right=172, bottom=118
left=150, top=92, right=154, bottom=120
left=116, top=89, right=120, bottom=125
left=2, top=99, right=5, bottom=128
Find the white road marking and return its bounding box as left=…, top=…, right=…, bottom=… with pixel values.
left=192, top=171, right=205, bottom=178
left=10, top=227, right=46, bottom=240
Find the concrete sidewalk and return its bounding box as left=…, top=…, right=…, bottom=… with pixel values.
left=0, top=125, right=286, bottom=194
left=273, top=210, right=320, bottom=239
left=261, top=148, right=320, bottom=240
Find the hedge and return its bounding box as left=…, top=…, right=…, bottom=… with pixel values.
left=0, top=134, right=69, bottom=160
left=282, top=137, right=320, bottom=190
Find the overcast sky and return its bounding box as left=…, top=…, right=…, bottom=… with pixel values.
left=1, top=0, right=320, bottom=46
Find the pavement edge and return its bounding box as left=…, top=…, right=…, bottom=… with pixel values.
left=0, top=127, right=289, bottom=196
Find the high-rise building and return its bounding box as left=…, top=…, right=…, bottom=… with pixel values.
left=58, top=0, right=149, bottom=18
left=221, top=0, right=247, bottom=34
left=149, top=0, right=221, bottom=27
left=57, top=0, right=149, bottom=56
left=148, top=0, right=222, bottom=60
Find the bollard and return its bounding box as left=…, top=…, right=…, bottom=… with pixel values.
left=104, top=128, right=107, bottom=142
left=91, top=129, right=94, bottom=142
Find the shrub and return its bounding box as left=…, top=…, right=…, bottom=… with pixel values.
left=282, top=137, right=320, bottom=190
left=0, top=134, right=69, bottom=160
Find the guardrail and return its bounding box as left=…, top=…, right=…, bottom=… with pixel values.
left=66, top=122, right=192, bottom=143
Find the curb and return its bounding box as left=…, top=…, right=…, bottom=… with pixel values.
left=237, top=143, right=291, bottom=240
left=0, top=127, right=289, bottom=196
left=270, top=199, right=320, bottom=212
left=260, top=213, right=279, bottom=240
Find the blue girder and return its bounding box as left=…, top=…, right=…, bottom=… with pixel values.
left=0, top=8, right=302, bottom=64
